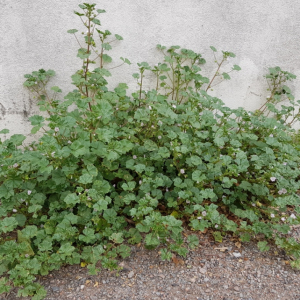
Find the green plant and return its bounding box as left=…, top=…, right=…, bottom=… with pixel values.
left=1, top=3, right=300, bottom=299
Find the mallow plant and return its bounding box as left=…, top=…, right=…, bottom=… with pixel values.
left=1, top=3, right=300, bottom=299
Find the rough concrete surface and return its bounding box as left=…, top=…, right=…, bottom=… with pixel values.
left=1, top=0, right=300, bottom=140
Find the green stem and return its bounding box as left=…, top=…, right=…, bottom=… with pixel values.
left=206, top=58, right=225, bottom=92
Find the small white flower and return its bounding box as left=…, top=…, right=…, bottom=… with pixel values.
left=133, top=155, right=137, bottom=159
left=51, top=151, right=55, bottom=157
left=215, top=224, right=218, bottom=228
left=113, top=184, right=116, bottom=187
left=252, top=203, right=256, bottom=207
left=25, top=254, right=29, bottom=258
left=68, top=140, right=72, bottom=144
left=283, top=162, right=287, bottom=166
left=281, top=217, right=286, bottom=222
left=20, top=198, right=24, bottom=202
left=116, top=107, right=119, bottom=110
left=270, top=177, right=277, bottom=182
left=180, top=169, right=185, bottom=174
left=13, top=163, right=19, bottom=168
left=172, top=105, right=176, bottom=108
left=139, top=180, right=142, bottom=185
left=166, top=188, right=169, bottom=192
left=54, top=127, right=59, bottom=132
left=197, top=216, right=202, bottom=220
left=290, top=214, right=296, bottom=219
left=128, top=136, right=130, bottom=139
left=270, top=213, right=275, bottom=218
left=278, top=188, right=287, bottom=195
left=158, top=136, right=162, bottom=139
left=186, top=200, right=190, bottom=204
left=269, top=134, right=274, bottom=137
left=202, top=211, right=207, bottom=217
left=12, top=209, right=17, bottom=213
left=158, top=120, right=162, bottom=125
left=274, top=126, right=277, bottom=129
left=149, top=106, right=152, bottom=110
left=141, top=122, right=144, bottom=126
left=27, top=190, right=32, bottom=195
left=29, top=147, right=33, bottom=151
left=151, top=125, right=155, bottom=128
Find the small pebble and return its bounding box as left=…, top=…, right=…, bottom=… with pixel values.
left=189, top=277, right=196, bottom=283
left=128, top=271, right=135, bottom=279
left=233, top=252, right=242, bottom=258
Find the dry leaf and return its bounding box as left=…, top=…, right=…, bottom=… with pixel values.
left=235, top=242, right=242, bottom=248
left=214, top=247, right=228, bottom=252
left=172, top=254, right=184, bottom=265
left=93, top=281, right=99, bottom=287
left=124, top=217, right=135, bottom=225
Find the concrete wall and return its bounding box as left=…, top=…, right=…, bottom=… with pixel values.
left=1, top=0, right=300, bottom=141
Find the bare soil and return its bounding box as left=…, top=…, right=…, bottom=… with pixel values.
left=3, top=229, right=300, bottom=300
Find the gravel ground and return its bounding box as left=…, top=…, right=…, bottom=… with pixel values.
left=2, top=230, right=300, bottom=300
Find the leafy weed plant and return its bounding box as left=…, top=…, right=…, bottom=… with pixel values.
left=1, top=3, right=300, bottom=299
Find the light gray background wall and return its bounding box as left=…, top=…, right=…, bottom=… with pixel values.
left=1, top=0, right=300, bottom=141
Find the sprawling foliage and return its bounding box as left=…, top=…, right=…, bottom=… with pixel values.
left=1, top=3, right=300, bottom=299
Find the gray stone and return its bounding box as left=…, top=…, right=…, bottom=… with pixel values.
left=128, top=271, right=135, bottom=279
left=233, top=252, right=242, bottom=258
